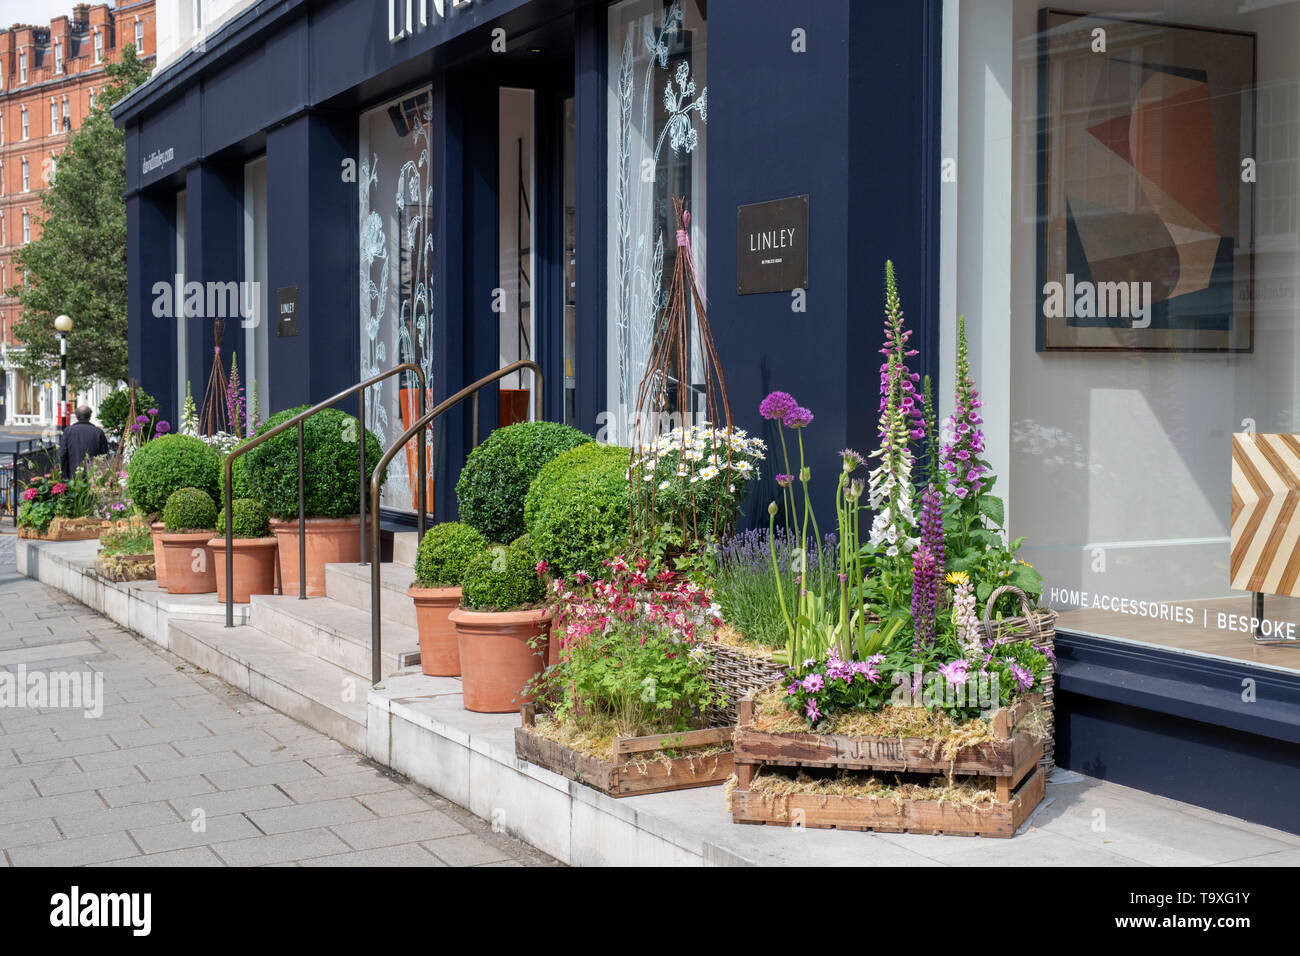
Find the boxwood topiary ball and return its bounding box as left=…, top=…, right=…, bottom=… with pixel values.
left=127, top=434, right=222, bottom=516
left=523, top=442, right=630, bottom=580
left=414, top=521, right=488, bottom=588
left=244, top=406, right=386, bottom=520
left=455, top=421, right=592, bottom=543
left=163, top=487, right=219, bottom=533
left=218, top=498, right=270, bottom=539
left=459, top=536, right=547, bottom=612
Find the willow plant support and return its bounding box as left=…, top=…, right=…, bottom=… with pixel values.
left=628, top=196, right=735, bottom=547
left=200, top=319, right=230, bottom=437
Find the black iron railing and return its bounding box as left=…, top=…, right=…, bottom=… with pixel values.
left=222, top=363, right=429, bottom=627
left=367, top=359, right=542, bottom=685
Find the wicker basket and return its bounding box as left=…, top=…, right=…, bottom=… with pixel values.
left=980, top=584, right=1057, bottom=771
left=703, top=639, right=787, bottom=727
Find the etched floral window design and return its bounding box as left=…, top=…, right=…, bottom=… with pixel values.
left=359, top=90, right=435, bottom=512
left=607, top=0, right=708, bottom=438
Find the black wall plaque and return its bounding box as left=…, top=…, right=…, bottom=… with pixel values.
left=737, top=194, right=809, bottom=295
left=276, top=285, right=300, bottom=338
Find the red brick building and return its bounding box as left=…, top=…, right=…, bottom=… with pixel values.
left=0, top=1, right=155, bottom=425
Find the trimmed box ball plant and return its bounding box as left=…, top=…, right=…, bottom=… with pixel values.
left=455, top=421, right=591, bottom=542
left=515, top=552, right=734, bottom=797
left=243, top=405, right=385, bottom=597
left=408, top=521, right=488, bottom=677
left=523, top=441, right=630, bottom=580
left=724, top=263, right=1056, bottom=836
left=210, top=498, right=277, bottom=604
left=127, top=434, right=221, bottom=591
left=159, top=487, right=219, bottom=594
left=448, top=535, right=550, bottom=713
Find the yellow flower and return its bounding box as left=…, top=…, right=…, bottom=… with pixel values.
left=1020, top=560, right=1036, bottom=570
left=945, top=571, right=969, bottom=585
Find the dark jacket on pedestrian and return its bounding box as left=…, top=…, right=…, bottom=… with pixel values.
left=60, top=421, right=109, bottom=479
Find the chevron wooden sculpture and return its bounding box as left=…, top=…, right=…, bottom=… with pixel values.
left=1230, top=433, right=1300, bottom=597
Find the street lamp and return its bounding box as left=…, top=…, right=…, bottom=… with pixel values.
left=54, top=314, right=72, bottom=432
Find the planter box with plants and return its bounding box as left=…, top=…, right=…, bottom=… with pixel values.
left=243, top=406, right=384, bottom=597
left=127, top=434, right=222, bottom=591
left=448, top=535, right=551, bottom=713
left=515, top=551, right=735, bottom=797
left=158, top=487, right=219, bottom=594
left=408, top=522, right=488, bottom=677
left=211, top=498, right=278, bottom=604
left=94, top=517, right=157, bottom=582
left=16, top=470, right=104, bottom=540
left=714, top=263, right=1055, bottom=837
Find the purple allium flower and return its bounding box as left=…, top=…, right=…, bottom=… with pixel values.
left=775, top=473, right=793, bottom=488
left=146, top=408, right=158, bottom=417
left=759, top=390, right=799, bottom=421
left=129, top=423, right=141, bottom=433
left=840, top=448, right=865, bottom=471
left=135, top=414, right=149, bottom=424
left=785, top=406, right=814, bottom=429
left=155, top=420, right=171, bottom=434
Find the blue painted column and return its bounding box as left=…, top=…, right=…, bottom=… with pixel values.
left=707, top=0, right=941, bottom=526
left=126, top=189, right=178, bottom=423
left=265, top=111, right=358, bottom=415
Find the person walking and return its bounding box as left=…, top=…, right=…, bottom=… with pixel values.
left=60, top=406, right=109, bottom=479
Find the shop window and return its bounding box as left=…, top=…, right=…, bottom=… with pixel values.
left=242, top=156, right=269, bottom=428
left=498, top=87, right=536, bottom=420
left=605, top=0, right=708, bottom=440
left=176, top=189, right=187, bottom=419
left=358, top=87, right=434, bottom=513
left=945, top=3, right=1300, bottom=668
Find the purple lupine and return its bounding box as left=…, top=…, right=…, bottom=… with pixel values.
left=911, top=543, right=937, bottom=653
left=919, top=484, right=945, bottom=575
left=941, top=316, right=987, bottom=500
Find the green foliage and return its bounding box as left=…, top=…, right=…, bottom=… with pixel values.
left=162, top=487, right=218, bottom=532
left=455, top=421, right=592, bottom=542
left=98, top=386, right=160, bottom=442
left=125, top=434, right=221, bottom=516
left=6, top=46, right=151, bottom=388
left=459, top=537, right=546, bottom=611
left=100, top=516, right=153, bottom=556
left=523, top=442, right=630, bottom=579
left=217, top=498, right=270, bottom=539
left=243, top=406, right=385, bottom=519
left=414, top=522, right=488, bottom=588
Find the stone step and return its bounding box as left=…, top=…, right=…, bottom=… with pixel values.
left=323, top=560, right=419, bottom=630
left=167, top=618, right=369, bottom=751
left=248, top=593, right=420, bottom=680
left=392, top=530, right=421, bottom=568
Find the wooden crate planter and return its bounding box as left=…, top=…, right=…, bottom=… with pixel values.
left=19, top=517, right=108, bottom=541
left=729, top=691, right=1045, bottom=838
left=515, top=701, right=735, bottom=797
left=94, top=552, right=156, bottom=582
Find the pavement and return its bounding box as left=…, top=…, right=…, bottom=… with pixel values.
left=0, top=552, right=559, bottom=867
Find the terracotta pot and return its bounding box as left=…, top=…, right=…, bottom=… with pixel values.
left=408, top=585, right=462, bottom=676
left=269, top=516, right=367, bottom=598
left=150, top=522, right=170, bottom=590
left=159, top=531, right=217, bottom=594
left=449, top=606, right=552, bottom=713
left=209, top=537, right=278, bottom=604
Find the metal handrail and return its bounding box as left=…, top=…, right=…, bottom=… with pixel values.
left=223, top=362, right=429, bottom=627
left=367, top=359, right=542, bottom=685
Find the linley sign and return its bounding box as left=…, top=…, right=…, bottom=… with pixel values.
left=388, top=0, right=474, bottom=42
left=737, top=195, right=809, bottom=295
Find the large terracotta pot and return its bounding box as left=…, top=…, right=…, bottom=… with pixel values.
left=449, top=607, right=552, bottom=713
left=150, top=521, right=170, bottom=591
left=209, top=537, right=278, bottom=604
left=269, top=516, right=367, bottom=597
left=408, top=585, right=462, bottom=676
left=159, top=531, right=217, bottom=594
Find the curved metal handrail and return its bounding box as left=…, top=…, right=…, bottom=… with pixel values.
left=367, top=359, right=542, bottom=685
left=223, top=362, right=428, bottom=627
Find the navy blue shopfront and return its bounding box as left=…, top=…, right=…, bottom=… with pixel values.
left=116, top=0, right=1300, bottom=835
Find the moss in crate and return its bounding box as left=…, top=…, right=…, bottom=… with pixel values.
left=530, top=713, right=730, bottom=765
left=741, top=766, right=1003, bottom=809
left=711, top=623, right=780, bottom=659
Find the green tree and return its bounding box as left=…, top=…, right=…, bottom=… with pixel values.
left=6, top=45, right=151, bottom=389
